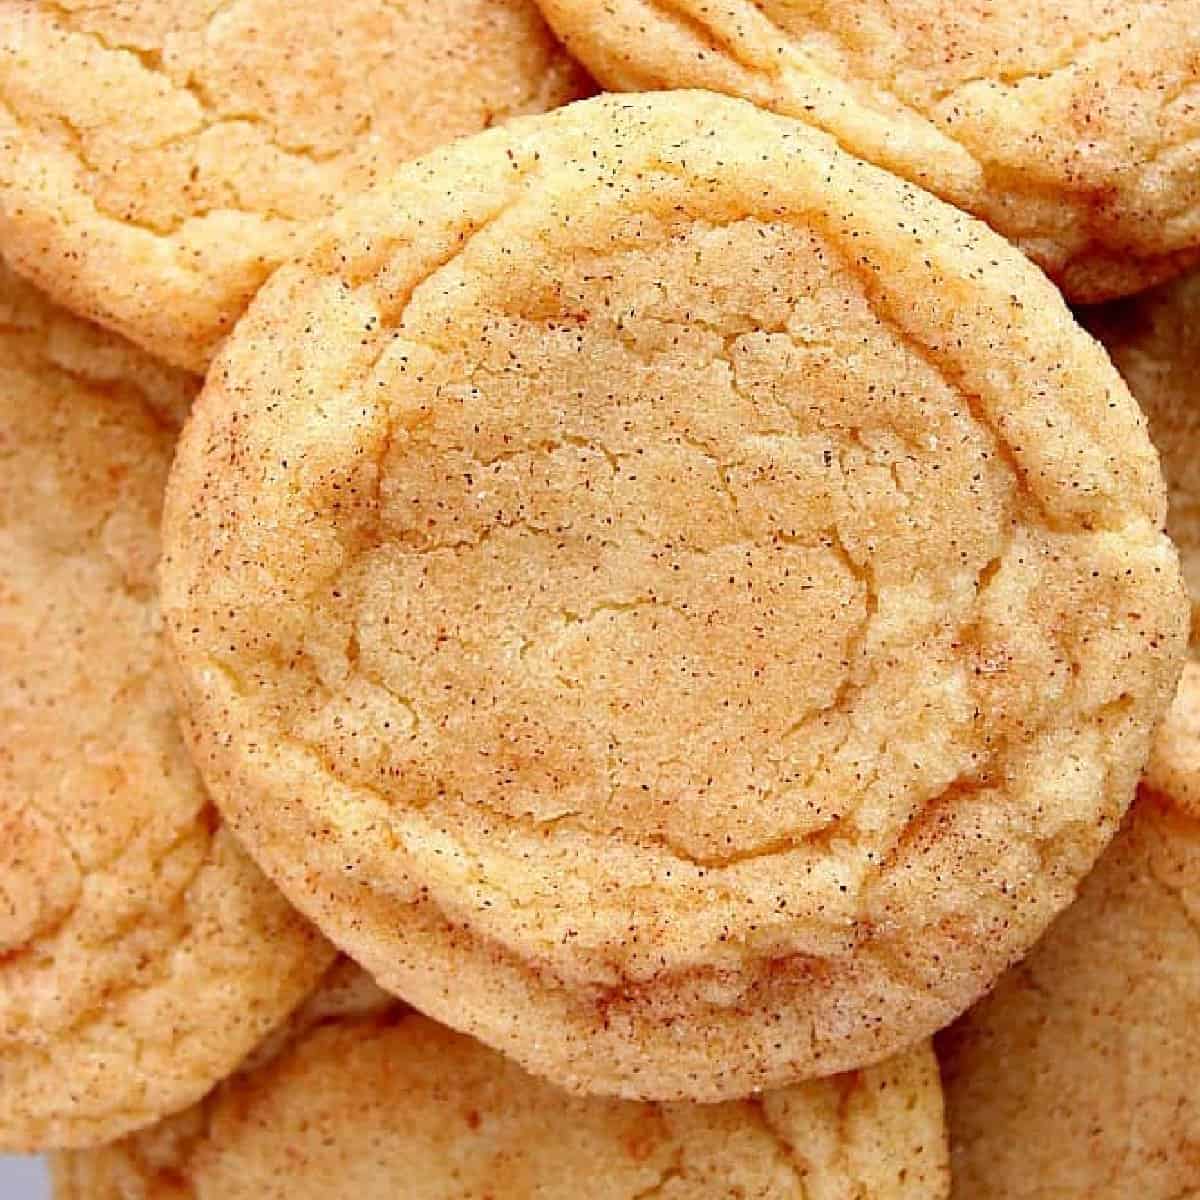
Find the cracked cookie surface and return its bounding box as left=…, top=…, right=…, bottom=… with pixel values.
left=939, top=664, right=1200, bottom=1199
left=162, top=91, right=1188, bottom=1100
left=0, top=0, right=590, bottom=372
left=535, top=0, right=1200, bottom=301
left=52, top=960, right=949, bottom=1200
left=1086, top=270, right=1200, bottom=651
left=0, top=262, right=333, bottom=1151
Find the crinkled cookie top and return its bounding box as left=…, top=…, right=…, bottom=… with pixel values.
left=536, top=0, right=1200, bottom=300
left=0, top=0, right=591, bottom=371
left=163, top=91, right=1188, bottom=1100
left=0, top=262, right=332, bottom=1151
left=53, top=961, right=949, bottom=1200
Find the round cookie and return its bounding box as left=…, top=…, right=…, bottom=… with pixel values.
left=52, top=962, right=950, bottom=1200
left=0, top=262, right=334, bottom=1151
left=938, top=662, right=1200, bottom=1199
left=1085, top=271, right=1200, bottom=649
left=0, top=0, right=590, bottom=372
left=162, top=91, right=1188, bottom=1100
left=534, top=0, right=1200, bottom=301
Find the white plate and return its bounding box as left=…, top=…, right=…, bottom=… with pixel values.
left=0, top=1156, right=50, bottom=1198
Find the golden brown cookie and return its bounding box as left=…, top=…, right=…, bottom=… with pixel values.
left=52, top=962, right=950, bottom=1200
left=535, top=0, right=1200, bottom=301
left=938, top=662, right=1200, bottom=1199
left=1085, top=271, right=1200, bottom=649
left=162, top=91, right=1188, bottom=1101
left=0, top=0, right=590, bottom=372
left=0, top=262, right=333, bottom=1151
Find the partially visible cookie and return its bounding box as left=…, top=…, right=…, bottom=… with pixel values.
left=162, top=91, right=1187, bottom=1100
left=52, top=962, right=950, bottom=1200
left=1147, top=662, right=1200, bottom=822
left=0, top=262, right=333, bottom=1151
left=0, top=0, right=590, bottom=371
left=938, top=663, right=1200, bottom=1199
left=1086, top=271, right=1200, bottom=648
left=535, top=0, right=1200, bottom=301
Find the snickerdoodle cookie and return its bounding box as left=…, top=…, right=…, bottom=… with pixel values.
left=162, top=92, right=1188, bottom=1100
left=53, top=961, right=949, bottom=1200
left=0, top=262, right=333, bottom=1151
left=1086, top=270, right=1200, bottom=649
left=535, top=0, right=1200, bottom=300
left=939, top=662, right=1200, bottom=1199
left=0, top=0, right=589, bottom=371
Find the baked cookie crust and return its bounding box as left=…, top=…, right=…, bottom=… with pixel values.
left=163, top=91, right=1188, bottom=1100
left=0, top=0, right=590, bottom=371
left=939, top=663, right=1200, bottom=1199
left=53, top=962, right=949, bottom=1200
left=536, top=0, right=1200, bottom=301
left=0, top=263, right=333, bottom=1150
left=1086, top=270, right=1200, bottom=650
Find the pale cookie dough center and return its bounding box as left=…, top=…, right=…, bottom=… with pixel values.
left=294, top=215, right=1027, bottom=865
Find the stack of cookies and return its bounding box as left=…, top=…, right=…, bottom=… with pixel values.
left=1, top=2, right=1197, bottom=1197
